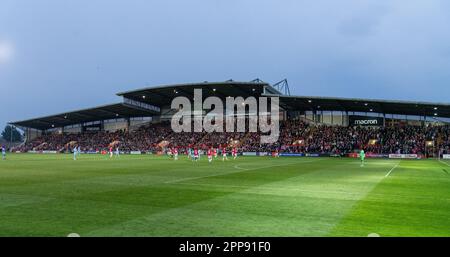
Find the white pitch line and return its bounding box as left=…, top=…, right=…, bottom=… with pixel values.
left=171, top=181, right=450, bottom=201
left=233, top=165, right=249, bottom=170
left=385, top=163, right=400, bottom=178
left=165, top=160, right=316, bottom=184
left=438, top=160, right=450, bottom=167
left=233, top=160, right=315, bottom=171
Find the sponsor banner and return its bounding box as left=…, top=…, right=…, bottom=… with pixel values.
left=389, top=154, right=418, bottom=159
left=366, top=153, right=389, bottom=158
left=349, top=116, right=383, bottom=127
left=84, top=151, right=99, bottom=154
left=279, top=153, right=305, bottom=157
left=130, top=151, right=142, bottom=155
left=257, top=152, right=270, bottom=156
left=348, top=153, right=358, bottom=158
left=28, top=150, right=58, bottom=154
left=243, top=152, right=257, bottom=156
left=42, top=150, right=58, bottom=154
left=443, top=154, right=450, bottom=160
left=15, top=151, right=21, bottom=153
left=82, top=123, right=101, bottom=132
left=305, top=153, right=320, bottom=157
left=349, top=153, right=389, bottom=158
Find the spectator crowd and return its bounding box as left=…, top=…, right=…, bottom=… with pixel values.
left=13, top=120, right=450, bottom=156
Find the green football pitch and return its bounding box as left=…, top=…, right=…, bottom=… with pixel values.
left=0, top=154, right=449, bottom=237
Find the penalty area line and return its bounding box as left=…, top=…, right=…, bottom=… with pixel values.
left=438, top=159, right=450, bottom=167
left=233, top=160, right=315, bottom=171
left=385, top=162, right=400, bottom=178
left=165, top=160, right=317, bottom=184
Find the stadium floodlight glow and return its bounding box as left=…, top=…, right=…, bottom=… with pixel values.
left=434, top=113, right=438, bottom=116
left=317, top=106, right=321, bottom=109
left=51, top=124, right=55, bottom=128
left=434, top=107, right=438, bottom=110
left=116, top=114, right=119, bottom=117
left=252, top=88, right=256, bottom=92
left=64, top=115, right=67, bottom=119
left=308, top=100, right=312, bottom=103
left=368, top=139, right=378, bottom=145
left=370, top=109, right=373, bottom=112
left=364, top=103, right=368, bottom=106
left=0, top=40, right=14, bottom=64
left=213, top=88, right=216, bottom=92
left=142, top=95, right=146, bottom=99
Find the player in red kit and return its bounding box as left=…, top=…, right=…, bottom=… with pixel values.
left=232, top=147, right=237, bottom=160
left=173, top=147, right=178, bottom=160
left=207, top=148, right=213, bottom=163
left=193, top=148, right=199, bottom=162
left=222, top=147, right=228, bottom=161
left=213, top=148, right=218, bottom=159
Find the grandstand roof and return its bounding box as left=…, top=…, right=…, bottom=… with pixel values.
left=10, top=80, right=450, bottom=130
left=10, top=103, right=158, bottom=130
left=117, top=81, right=281, bottom=106
left=270, top=94, right=450, bottom=118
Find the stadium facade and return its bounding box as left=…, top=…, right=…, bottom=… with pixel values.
left=10, top=79, right=450, bottom=141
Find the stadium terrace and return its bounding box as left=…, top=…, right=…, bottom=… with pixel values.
left=9, top=79, right=450, bottom=157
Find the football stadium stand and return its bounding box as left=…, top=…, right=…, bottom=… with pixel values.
left=9, top=80, right=450, bottom=157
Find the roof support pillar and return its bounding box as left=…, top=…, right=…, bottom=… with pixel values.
left=126, top=117, right=131, bottom=132
left=331, top=111, right=334, bottom=125
left=26, top=128, right=30, bottom=143
left=345, top=111, right=349, bottom=126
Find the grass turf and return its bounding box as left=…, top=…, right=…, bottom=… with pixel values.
left=0, top=154, right=449, bottom=236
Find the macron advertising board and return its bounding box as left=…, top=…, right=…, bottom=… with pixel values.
left=349, top=116, right=383, bottom=127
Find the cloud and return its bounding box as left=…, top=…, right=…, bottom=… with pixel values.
left=0, top=40, right=14, bottom=64
left=337, top=3, right=389, bottom=37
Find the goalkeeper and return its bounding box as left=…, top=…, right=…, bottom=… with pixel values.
left=360, top=149, right=365, bottom=167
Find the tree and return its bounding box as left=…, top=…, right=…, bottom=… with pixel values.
left=1, top=125, right=23, bottom=142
